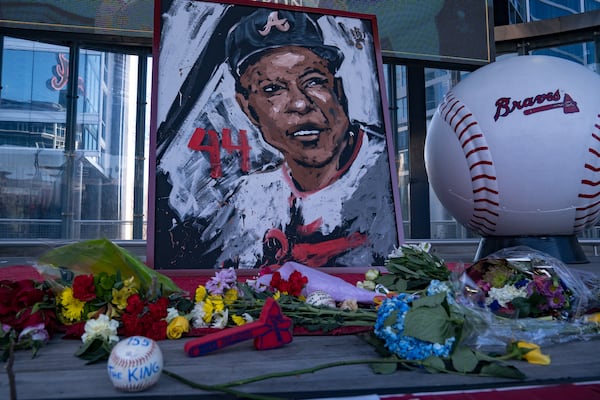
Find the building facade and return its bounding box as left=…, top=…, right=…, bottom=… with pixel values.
left=0, top=0, right=599, bottom=253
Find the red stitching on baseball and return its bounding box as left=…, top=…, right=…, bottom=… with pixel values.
left=439, top=92, right=500, bottom=235
left=472, top=174, right=497, bottom=181
left=470, top=160, right=493, bottom=170
left=582, top=179, right=600, bottom=186
left=576, top=199, right=600, bottom=211
left=473, top=187, right=499, bottom=194
left=462, top=132, right=483, bottom=147
left=449, top=105, right=466, bottom=126
left=474, top=198, right=500, bottom=206
left=453, top=113, right=470, bottom=131
left=465, top=146, right=488, bottom=158
left=474, top=207, right=499, bottom=216
left=575, top=209, right=599, bottom=221
left=472, top=215, right=497, bottom=226
left=444, top=100, right=460, bottom=119
left=578, top=191, right=600, bottom=199
left=457, top=122, right=478, bottom=139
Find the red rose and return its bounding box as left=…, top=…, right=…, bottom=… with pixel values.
left=125, top=294, right=145, bottom=315
left=0, top=279, right=58, bottom=335
left=147, top=320, right=167, bottom=341
left=287, top=271, right=308, bottom=297
left=270, top=271, right=282, bottom=288
left=72, top=274, right=96, bottom=302
left=63, top=321, right=86, bottom=339
left=148, top=297, right=168, bottom=319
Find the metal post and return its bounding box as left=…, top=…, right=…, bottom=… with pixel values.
left=60, top=44, right=80, bottom=239
left=406, top=65, right=430, bottom=239
left=133, top=54, right=149, bottom=239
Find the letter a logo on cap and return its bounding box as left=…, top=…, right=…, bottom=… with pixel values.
left=258, top=11, right=290, bottom=36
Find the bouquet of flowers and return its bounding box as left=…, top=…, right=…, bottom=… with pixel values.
left=0, top=279, right=58, bottom=360
left=462, top=246, right=599, bottom=320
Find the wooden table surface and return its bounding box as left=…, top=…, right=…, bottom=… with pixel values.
left=1, top=256, right=599, bottom=399
left=1, top=330, right=599, bottom=400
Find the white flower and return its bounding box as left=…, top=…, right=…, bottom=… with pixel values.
left=486, top=285, right=528, bottom=307
left=81, top=314, right=119, bottom=344
left=388, top=242, right=431, bottom=258
left=357, top=280, right=376, bottom=291
left=191, top=302, right=209, bottom=328
left=211, top=309, right=229, bottom=329
left=245, top=278, right=268, bottom=293
left=365, top=269, right=380, bottom=281
left=340, top=299, right=358, bottom=311
left=241, top=313, right=254, bottom=323
left=166, top=307, right=180, bottom=323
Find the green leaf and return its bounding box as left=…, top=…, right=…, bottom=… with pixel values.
left=404, top=305, right=453, bottom=343
left=510, top=297, right=532, bottom=317
left=411, top=292, right=446, bottom=309
left=370, top=360, right=399, bottom=374
left=479, top=362, right=527, bottom=380
left=375, top=274, right=399, bottom=287
left=74, top=338, right=113, bottom=364
left=451, top=346, right=479, bottom=373
left=422, top=356, right=447, bottom=373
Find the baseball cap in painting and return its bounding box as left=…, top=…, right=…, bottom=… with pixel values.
left=226, top=9, right=344, bottom=79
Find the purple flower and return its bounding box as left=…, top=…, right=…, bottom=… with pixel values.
left=206, top=268, right=237, bottom=295
left=548, top=291, right=566, bottom=309
left=18, top=323, right=50, bottom=344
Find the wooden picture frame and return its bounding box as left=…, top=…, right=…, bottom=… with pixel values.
left=148, top=0, right=403, bottom=269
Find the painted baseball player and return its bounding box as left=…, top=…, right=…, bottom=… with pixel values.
left=206, top=9, right=398, bottom=269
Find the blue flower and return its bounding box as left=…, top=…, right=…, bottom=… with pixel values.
left=426, top=280, right=455, bottom=304
left=374, top=291, right=455, bottom=361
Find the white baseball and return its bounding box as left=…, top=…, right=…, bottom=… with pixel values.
left=425, top=55, right=600, bottom=237
left=107, top=336, right=163, bottom=392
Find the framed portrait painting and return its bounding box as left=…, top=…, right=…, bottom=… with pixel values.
left=149, top=0, right=403, bottom=269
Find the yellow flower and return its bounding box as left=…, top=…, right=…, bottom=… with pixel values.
left=167, top=316, right=190, bottom=339
left=208, top=295, right=225, bottom=312
left=515, top=341, right=551, bottom=365
left=223, top=288, right=238, bottom=305
left=111, top=285, right=136, bottom=310
left=202, top=301, right=214, bottom=323
left=584, top=312, right=600, bottom=324
left=59, top=287, right=86, bottom=321
left=273, top=290, right=281, bottom=301
left=231, top=314, right=246, bottom=326
left=195, top=285, right=207, bottom=303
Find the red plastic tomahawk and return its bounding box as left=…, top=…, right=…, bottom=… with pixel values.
left=184, top=297, right=293, bottom=357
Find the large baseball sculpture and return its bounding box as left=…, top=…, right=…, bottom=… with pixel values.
left=425, top=55, right=600, bottom=251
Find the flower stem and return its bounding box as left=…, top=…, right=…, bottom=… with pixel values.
left=213, top=358, right=403, bottom=388
left=162, top=368, right=286, bottom=400
left=8, top=340, right=16, bottom=400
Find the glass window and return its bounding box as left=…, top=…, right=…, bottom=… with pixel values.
left=0, top=36, right=148, bottom=240
left=529, top=0, right=582, bottom=21
left=423, top=67, right=478, bottom=240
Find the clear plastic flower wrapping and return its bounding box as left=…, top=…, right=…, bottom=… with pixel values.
left=450, top=246, right=600, bottom=351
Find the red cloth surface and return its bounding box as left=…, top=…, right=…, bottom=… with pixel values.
left=0, top=265, right=43, bottom=281
left=382, top=383, right=600, bottom=400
